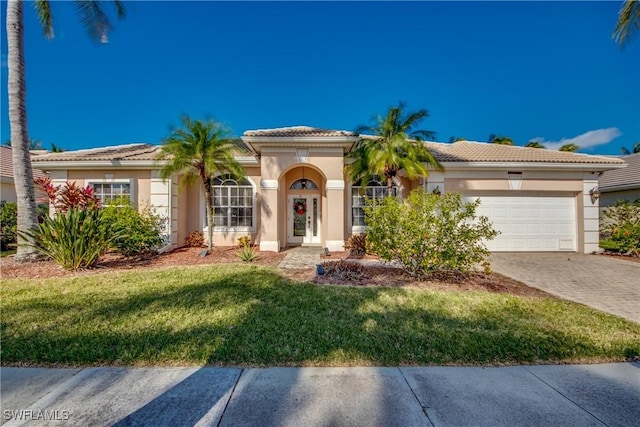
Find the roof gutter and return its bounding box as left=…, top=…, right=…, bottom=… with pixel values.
left=438, top=161, right=628, bottom=172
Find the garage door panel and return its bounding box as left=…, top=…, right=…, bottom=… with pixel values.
left=465, top=195, right=576, bottom=252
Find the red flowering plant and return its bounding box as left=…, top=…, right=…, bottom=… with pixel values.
left=35, top=176, right=101, bottom=214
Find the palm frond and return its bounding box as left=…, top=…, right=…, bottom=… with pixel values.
left=613, top=0, right=640, bottom=45
left=73, top=0, right=126, bottom=43
left=34, top=0, right=54, bottom=38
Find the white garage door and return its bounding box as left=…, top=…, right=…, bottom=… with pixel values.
left=464, top=195, right=577, bottom=252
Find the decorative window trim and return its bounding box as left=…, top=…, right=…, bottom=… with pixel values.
left=87, top=178, right=135, bottom=206
left=349, top=177, right=400, bottom=232
left=210, top=174, right=257, bottom=232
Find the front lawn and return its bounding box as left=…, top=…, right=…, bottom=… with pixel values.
left=1, top=264, right=638, bottom=367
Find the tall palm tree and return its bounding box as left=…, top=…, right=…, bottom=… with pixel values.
left=6, top=0, right=125, bottom=262
left=157, top=116, right=245, bottom=254
left=613, top=0, right=640, bottom=45
left=347, top=102, right=441, bottom=191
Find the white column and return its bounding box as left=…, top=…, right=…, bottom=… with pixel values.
left=582, top=177, right=600, bottom=254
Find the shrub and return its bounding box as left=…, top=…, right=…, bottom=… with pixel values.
left=100, top=197, right=163, bottom=257
left=0, top=201, right=17, bottom=251
left=185, top=230, right=205, bottom=247
left=22, top=208, right=116, bottom=270
left=365, top=189, right=498, bottom=277
left=344, top=233, right=368, bottom=256
left=601, top=199, right=640, bottom=256
left=237, top=235, right=251, bottom=248
left=35, top=176, right=100, bottom=213
left=237, top=243, right=258, bottom=262
left=321, top=260, right=366, bottom=281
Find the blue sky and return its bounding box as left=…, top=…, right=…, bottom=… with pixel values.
left=1, top=1, right=638, bottom=155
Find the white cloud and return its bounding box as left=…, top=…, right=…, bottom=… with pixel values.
left=530, top=128, right=622, bottom=151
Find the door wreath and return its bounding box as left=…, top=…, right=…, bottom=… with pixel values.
left=294, top=201, right=306, bottom=215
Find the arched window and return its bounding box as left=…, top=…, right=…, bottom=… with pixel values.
left=212, top=175, right=254, bottom=228
left=351, top=178, right=398, bottom=227
left=290, top=179, right=318, bottom=190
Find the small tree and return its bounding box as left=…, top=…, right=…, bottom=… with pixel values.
left=157, top=116, right=245, bottom=254
left=365, top=190, right=498, bottom=276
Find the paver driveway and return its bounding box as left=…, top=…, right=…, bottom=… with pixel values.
left=490, top=253, right=640, bottom=323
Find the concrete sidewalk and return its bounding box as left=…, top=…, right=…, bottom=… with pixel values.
left=2, top=363, right=639, bottom=426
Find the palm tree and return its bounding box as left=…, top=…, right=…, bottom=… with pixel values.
left=621, top=142, right=640, bottom=154
left=525, top=141, right=546, bottom=148
left=347, top=102, right=441, bottom=192
left=613, top=0, right=640, bottom=45
left=560, top=143, right=580, bottom=152
left=50, top=142, right=64, bottom=153
left=488, top=134, right=515, bottom=145
left=6, top=0, right=125, bottom=262
left=157, top=116, right=245, bottom=254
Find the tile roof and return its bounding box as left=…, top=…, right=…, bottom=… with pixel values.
left=1, top=145, right=47, bottom=179
left=31, top=141, right=255, bottom=163
left=599, top=153, right=640, bottom=190
left=31, top=143, right=161, bottom=162
left=244, top=126, right=358, bottom=138
left=425, top=141, right=626, bottom=165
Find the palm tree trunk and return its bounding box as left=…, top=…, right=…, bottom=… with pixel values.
left=6, top=0, right=39, bottom=262
left=203, top=182, right=214, bottom=253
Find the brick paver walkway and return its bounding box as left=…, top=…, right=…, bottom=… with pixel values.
left=277, top=247, right=323, bottom=269
left=490, top=253, right=640, bottom=323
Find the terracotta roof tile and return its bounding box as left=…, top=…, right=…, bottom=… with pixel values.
left=31, top=143, right=161, bottom=162
left=244, top=126, right=358, bottom=138
left=1, top=145, right=47, bottom=179
left=32, top=141, right=255, bottom=163
left=599, top=153, right=640, bottom=190
left=425, top=141, right=626, bottom=165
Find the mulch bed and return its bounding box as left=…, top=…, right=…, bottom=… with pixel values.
left=2, top=246, right=551, bottom=298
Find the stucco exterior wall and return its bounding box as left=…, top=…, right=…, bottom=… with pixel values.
left=1, top=181, right=17, bottom=202
left=67, top=169, right=152, bottom=209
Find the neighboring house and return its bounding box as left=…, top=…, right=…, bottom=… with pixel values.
left=598, top=153, right=640, bottom=208
left=0, top=145, right=48, bottom=203
left=31, top=126, right=626, bottom=254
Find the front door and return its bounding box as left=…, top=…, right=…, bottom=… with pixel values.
left=288, top=195, right=321, bottom=245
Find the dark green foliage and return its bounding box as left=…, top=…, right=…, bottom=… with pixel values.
left=0, top=201, right=18, bottom=250
left=601, top=199, right=640, bottom=256
left=22, top=208, right=115, bottom=270
left=100, top=197, right=164, bottom=257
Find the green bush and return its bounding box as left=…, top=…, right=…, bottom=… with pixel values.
left=0, top=201, right=17, bottom=251
left=601, top=199, right=640, bottom=256
left=365, top=190, right=498, bottom=277
left=100, top=198, right=164, bottom=257
left=23, top=208, right=115, bottom=270
left=237, top=243, right=258, bottom=262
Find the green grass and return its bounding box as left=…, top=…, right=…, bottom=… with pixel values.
left=2, top=264, right=639, bottom=367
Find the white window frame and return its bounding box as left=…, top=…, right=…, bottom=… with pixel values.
left=349, top=178, right=399, bottom=233
left=211, top=175, right=256, bottom=233
left=87, top=178, right=135, bottom=206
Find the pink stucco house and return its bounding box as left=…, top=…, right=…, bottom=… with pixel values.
left=31, top=126, right=626, bottom=254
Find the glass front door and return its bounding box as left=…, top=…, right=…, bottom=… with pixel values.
left=288, top=195, right=320, bottom=244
